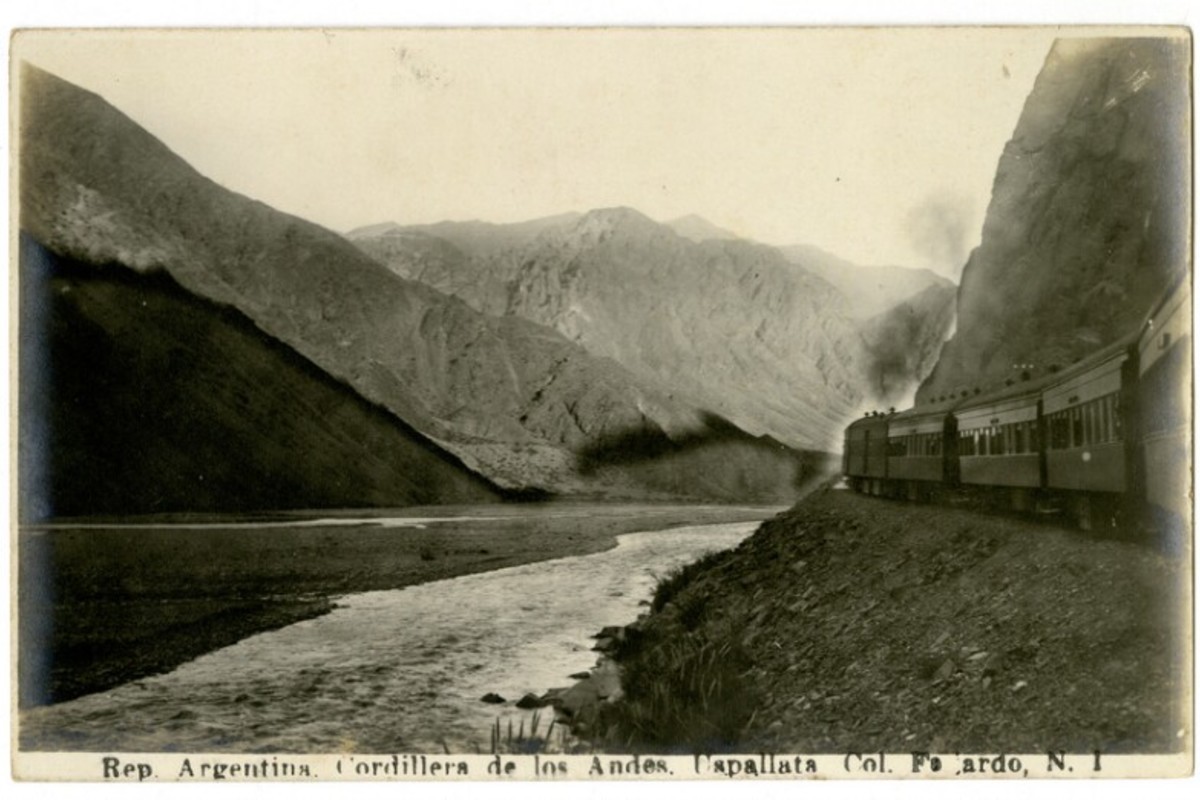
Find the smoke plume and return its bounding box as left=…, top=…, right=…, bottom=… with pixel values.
left=905, top=194, right=972, bottom=279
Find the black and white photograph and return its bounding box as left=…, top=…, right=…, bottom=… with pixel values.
left=8, top=23, right=1193, bottom=780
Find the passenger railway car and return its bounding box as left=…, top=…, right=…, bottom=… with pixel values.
left=842, top=412, right=890, bottom=495
left=955, top=379, right=1045, bottom=509
left=843, top=275, right=1191, bottom=537
left=886, top=401, right=957, bottom=500
left=1137, top=278, right=1192, bottom=534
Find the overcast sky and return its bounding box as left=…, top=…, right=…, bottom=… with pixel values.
left=16, top=28, right=1063, bottom=277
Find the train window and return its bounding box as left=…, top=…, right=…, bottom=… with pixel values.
left=1013, top=423, right=1025, bottom=454
left=1071, top=408, right=1084, bottom=448
left=1049, top=413, right=1069, bottom=449
left=990, top=426, right=1005, bottom=456
left=1102, top=393, right=1124, bottom=442
left=959, top=430, right=975, bottom=456
left=888, top=437, right=907, bottom=457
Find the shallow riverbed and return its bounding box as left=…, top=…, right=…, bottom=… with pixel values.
left=21, top=518, right=758, bottom=753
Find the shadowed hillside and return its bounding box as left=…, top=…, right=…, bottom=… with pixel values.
left=18, top=235, right=504, bottom=520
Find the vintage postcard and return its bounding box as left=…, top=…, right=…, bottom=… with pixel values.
left=8, top=27, right=1193, bottom=782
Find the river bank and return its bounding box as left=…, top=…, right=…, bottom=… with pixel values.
left=19, top=503, right=777, bottom=709
left=20, top=517, right=761, bottom=752
left=585, top=488, right=1189, bottom=754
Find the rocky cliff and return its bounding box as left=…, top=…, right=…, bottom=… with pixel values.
left=918, top=37, right=1190, bottom=402
left=19, top=65, right=814, bottom=507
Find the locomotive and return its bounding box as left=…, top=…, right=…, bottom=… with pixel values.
left=843, top=275, right=1191, bottom=540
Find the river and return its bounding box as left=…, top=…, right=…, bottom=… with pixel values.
left=20, top=517, right=758, bottom=753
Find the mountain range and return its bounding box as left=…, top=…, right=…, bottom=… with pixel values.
left=20, top=65, right=864, bottom=516
left=350, top=210, right=956, bottom=447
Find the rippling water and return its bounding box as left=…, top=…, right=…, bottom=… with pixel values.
left=21, top=520, right=757, bottom=753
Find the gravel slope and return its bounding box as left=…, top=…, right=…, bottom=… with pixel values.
left=607, top=488, right=1189, bottom=754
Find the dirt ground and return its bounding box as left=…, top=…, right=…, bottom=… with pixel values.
left=18, top=502, right=776, bottom=708
left=606, top=488, right=1190, bottom=754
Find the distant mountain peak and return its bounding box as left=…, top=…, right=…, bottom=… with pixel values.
left=579, top=206, right=657, bottom=227
left=554, top=206, right=670, bottom=245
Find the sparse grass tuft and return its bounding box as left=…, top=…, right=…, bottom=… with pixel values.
left=598, top=623, right=758, bottom=753
left=650, top=549, right=729, bottom=613
left=489, top=709, right=570, bottom=754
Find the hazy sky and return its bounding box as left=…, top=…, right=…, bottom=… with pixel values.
left=16, top=28, right=1062, bottom=276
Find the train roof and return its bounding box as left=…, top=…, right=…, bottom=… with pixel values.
left=955, top=333, right=1137, bottom=415
left=889, top=331, right=1140, bottom=426
left=845, top=411, right=894, bottom=431
left=890, top=398, right=960, bottom=421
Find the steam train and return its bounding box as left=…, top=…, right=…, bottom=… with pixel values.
left=843, top=275, right=1191, bottom=540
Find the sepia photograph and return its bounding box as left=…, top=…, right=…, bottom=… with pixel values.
left=8, top=22, right=1193, bottom=781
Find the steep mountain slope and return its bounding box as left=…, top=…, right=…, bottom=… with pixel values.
left=502, top=208, right=867, bottom=448
left=918, top=37, right=1190, bottom=402
left=18, top=235, right=502, bottom=520
left=347, top=215, right=583, bottom=318
left=20, top=65, right=813, bottom=504
left=779, top=243, right=955, bottom=320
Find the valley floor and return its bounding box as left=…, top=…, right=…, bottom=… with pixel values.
left=599, top=489, right=1190, bottom=755
left=18, top=503, right=777, bottom=709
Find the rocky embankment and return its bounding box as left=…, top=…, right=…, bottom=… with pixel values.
left=585, top=489, right=1187, bottom=754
